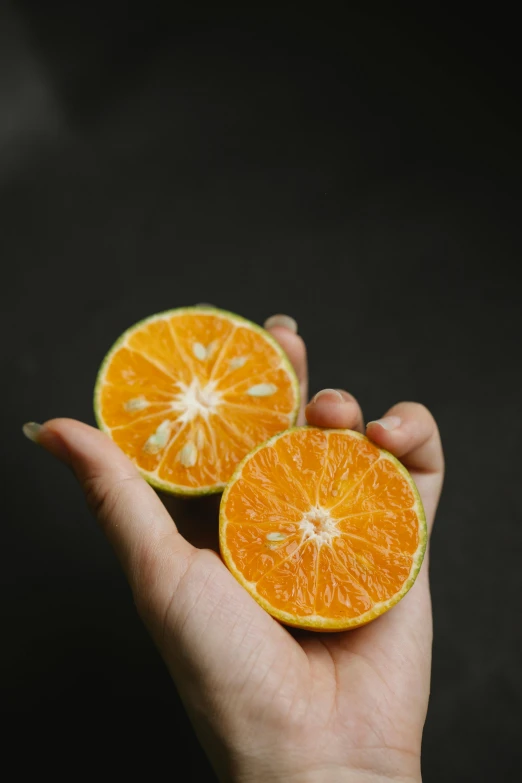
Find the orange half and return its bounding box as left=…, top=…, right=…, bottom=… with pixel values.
left=220, top=427, right=427, bottom=630
left=94, top=307, right=299, bottom=495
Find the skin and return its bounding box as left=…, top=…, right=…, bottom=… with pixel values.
left=26, top=318, right=444, bottom=783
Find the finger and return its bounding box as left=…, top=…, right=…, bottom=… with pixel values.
left=264, top=314, right=308, bottom=425
left=23, top=419, right=195, bottom=594
left=366, top=402, right=444, bottom=532
left=366, top=402, right=443, bottom=474
left=305, top=388, right=364, bottom=433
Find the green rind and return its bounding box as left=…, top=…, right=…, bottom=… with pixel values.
left=219, top=426, right=427, bottom=631
left=93, top=306, right=300, bottom=497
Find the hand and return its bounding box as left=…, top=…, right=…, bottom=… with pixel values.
left=24, top=314, right=443, bottom=783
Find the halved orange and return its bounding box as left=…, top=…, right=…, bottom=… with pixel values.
left=220, top=427, right=426, bottom=630
left=94, top=307, right=299, bottom=495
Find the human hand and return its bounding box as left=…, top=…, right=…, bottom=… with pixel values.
left=24, top=314, right=443, bottom=783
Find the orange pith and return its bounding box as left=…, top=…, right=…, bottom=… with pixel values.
left=94, top=308, right=299, bottom=495
left=220, top=427, right=426, bottom=630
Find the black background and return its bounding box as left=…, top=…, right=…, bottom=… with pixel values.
left=2, top=3, right=521, bottom=780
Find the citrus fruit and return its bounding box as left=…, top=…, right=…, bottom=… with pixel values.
left=94, top=307, right=299, bottom=495
left=220, top=427, right=426, bottom=630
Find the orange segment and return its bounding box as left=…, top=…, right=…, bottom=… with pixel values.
left=256, top=540, right=319, bottom=616
left=319, top=432, right=381, bottom=508
left=126, top=318, right=191, bottom=383
left=221, top=406, right=292, bottom=452
left=94, top=308, right=299, bottom=495
left=337, top=509, right=420, bottom=555
left=273, top=428, right=328, bottom=506
left=315, top=545, right=373, bottom=619
left=103, top=346, right=177, bottom=394
left=111, top=413, right=182, bottom=474
left=220, top=427, right=427, bottom=631
left=166, top=312, right=236, bottom=382
left=212, top=324, right=283, bottom=386
left=332, top=536, right=411, bottom=603
left=156, top=421, right=218, bottom=488
left=208, top=416, right=257, bottom=487
left=225, top=522, right=302, bottom=582
left=225, top=475, right=304, bottom=526
left=220, top=366, right=296, bottom=414
left=99, top=384, right=173, bottom=429
left=330, top=457, right=417, bottom=518
left=238, top=443, right=310, bottom=511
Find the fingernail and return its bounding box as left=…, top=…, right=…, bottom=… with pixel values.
left=312, top=388, right=344, bottom=404
left=22, top=422, right=70, bottom=462
left=23, top=422, right=43, bottom=443
left=264, top=314, right=298, bottom=333
left=367, top=416, right=401, bottom=431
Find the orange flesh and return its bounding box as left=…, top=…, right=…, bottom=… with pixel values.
left=221, top=428, right=424, bottom=627
left=96, top=311, right=298, bottom=491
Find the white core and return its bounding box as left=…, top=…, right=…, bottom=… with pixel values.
left=171, top=378, right=222, bottom=423
left=299, top=506, right=340, bottom=545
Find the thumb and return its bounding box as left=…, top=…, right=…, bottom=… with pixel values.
left=23, top=418, right=195, bottom=607
left=23, top=418, right=290, bottom=721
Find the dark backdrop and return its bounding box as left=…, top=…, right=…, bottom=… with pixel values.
left=2, top=3, right=521, bottom=781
